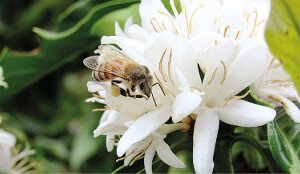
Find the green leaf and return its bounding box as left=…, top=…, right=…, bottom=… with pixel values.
left=90, top=3, right=140, bottom=36
left=70, top=122, right=105, bottom=171
left=265, top=0, right=300, bottom=93
left=267, top=111, right=300, bottom=173
left=0, top=0, right=139, bottom=101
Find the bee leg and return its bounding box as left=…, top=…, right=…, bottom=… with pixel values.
left=152, top=82, right=166, bottom=96
left=111, top=80, right=122, bottom=85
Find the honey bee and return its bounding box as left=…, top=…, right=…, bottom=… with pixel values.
left=83, top=45, right=163, bottom=106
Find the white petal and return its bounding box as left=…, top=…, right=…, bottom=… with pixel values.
left=124, top=17, right=133, bottom=35
left=269, top=94, right=300, bottom=123
left=219, top=41, right=269, bottom=100
left=85, top=97, right=105, bottom=104
left=117, top=107, right=171, bottom=156
left=0, top=130, right=16, bottom=147
left=174, top=68, right=190, bottom=91
left=193, top=109, right=219, bottom=174
left=101, top=36, right=144, bottom=53
left=128, top=24, right=149, bottom=42
left=172, top=92, right=202, bottom=123
left=115, top=21, right=126, bottom=37
left=154, top=138, right=185, bottom=168
left=144, top=143, right=156, bottom=174
left=139, top=0, right=174, bottom=34
left=218, top=100, right=276, bottom=127
left=106, top=135, right=115, bottom=152
left=87, top=81, right=104, bottom=93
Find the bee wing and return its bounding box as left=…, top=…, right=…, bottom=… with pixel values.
left=97, top=45, right=136, bottom=64
left=83, top=55, right=126, bottom=79
left=83, top=56, right=99, bottom=70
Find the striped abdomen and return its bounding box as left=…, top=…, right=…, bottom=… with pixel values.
left=92, top=60, right=123, bottom=81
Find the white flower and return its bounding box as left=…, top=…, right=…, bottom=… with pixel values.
left=0, top=66, right=8, bottom=88
left=90, top=104, right=187, bottom=173
left=84, top=0, right=289, bottom=173
left=0, top=129, right=35, bottom=174
left=252, top=58, right=300, bottom=122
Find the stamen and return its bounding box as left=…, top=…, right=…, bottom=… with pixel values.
left=184, top=8, right=190, bottom=38
left=157, top=10, right=179, bottom=35
left=250, top=9, right=258, bottom=38
left=223, top=26, right=230, bottom=37
left=188, top=5, right=204, bottom=36
left=92, top=108, right=107, bottom=112
left=220, top=61, right=227, bottom=85
left=267, top=80, right=292, bottom=87
left=150, top=18, right=163, bottom=32
left=222, top=90, right=251, bottom=107
left=168, top=48, right=176, bottom=85
left=235, top=30, right=240, bottom=40
left=159, top=48, right=168, bottom=82
left=162, top=21, right=168, bottom=31
left=269, top=95, right=287, bottom=108
left=116, top=157, right=126, bottom=162
left=93, top=94, right=104, bottom=99
left=207, top=68, right=218, bottom=85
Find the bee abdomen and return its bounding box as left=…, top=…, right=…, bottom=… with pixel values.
left=92, top=61, right=122, bottom=81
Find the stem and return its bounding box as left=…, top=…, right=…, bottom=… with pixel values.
left=233, top=133, right=276, bottom=173
left=214, top=138, right=234, bottom=173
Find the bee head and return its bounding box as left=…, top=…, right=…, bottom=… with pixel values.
left=138, top=75, right=153, bottom=99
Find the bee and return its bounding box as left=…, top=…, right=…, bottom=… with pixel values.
left=83, top=45, right=164, bottom=106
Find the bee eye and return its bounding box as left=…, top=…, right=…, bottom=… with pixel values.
left=140, top=82, right=145, bottom=89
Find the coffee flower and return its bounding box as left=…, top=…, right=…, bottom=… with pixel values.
left=252, top=58, right=300, bottom=123
left=0, top=67, right=8, bottom=88
left=0, top=129, right=35, bottom=174
left=84, top=0, right=293, bottom=173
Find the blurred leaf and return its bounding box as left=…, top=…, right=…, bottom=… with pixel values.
left=168, top=151, right=194, bottom=173
left=0, top=0, right=139, bottom=101
left=265, top=0, right=300, bottom=93
left=90, top=3, right=140, bottom=36
left=35, top=136, right=70, bottom=160
left=268, top=111, right=300, bottom=173
left=70, top=121, right=105, bottom=171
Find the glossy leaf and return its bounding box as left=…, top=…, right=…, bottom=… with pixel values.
left=265, top=0, right=300, bottom=93
left=0, top=0, right=138, bottom=101
left=268, top=111, right=300, bottom=173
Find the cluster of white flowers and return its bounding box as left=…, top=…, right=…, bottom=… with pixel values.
left=0, top=66, right=8, bottom=88
left=0, top=118, right=35, bottom=174
left=86, top=0, right=300, bottom=173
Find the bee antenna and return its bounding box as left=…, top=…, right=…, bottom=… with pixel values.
left=151, top=91, right=158, bottom=107
left=152, top=82, right=166, bottom=96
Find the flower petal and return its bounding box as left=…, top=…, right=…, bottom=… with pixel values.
left=218, top=100, right=276, bottom=127
left=193, top=109, right=219, bottom=174
left=144, top=143, right=156, bottom=174
left=154, top=138, right=185, bottom=168
left=106, top=135, right=115, bottom=152
left=117, top=107, right=171, bottom=156
left=139, top=0, right=174, bottom=34
left=0, top=130, right=16, bottom=147
left=87, top=81, right=104, bottom=93
left=172, top=92, right=202, bottom=123
left=269, top=94, right=300, bottom=123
